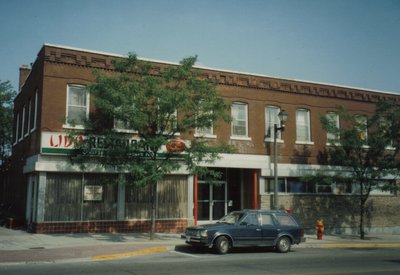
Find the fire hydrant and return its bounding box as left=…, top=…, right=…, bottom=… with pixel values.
left=316, top=219, right=324, bottom=240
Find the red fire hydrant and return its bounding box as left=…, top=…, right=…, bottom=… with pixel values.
left=316, top=219, right=324, bottom=240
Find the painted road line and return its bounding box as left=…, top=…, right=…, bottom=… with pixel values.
left=91, top=246, right=168, bottom=261
left=169, top=250, right=203, bottom=258
left=320, top=243, right=400, bottom=248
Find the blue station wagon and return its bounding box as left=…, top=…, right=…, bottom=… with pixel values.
left=182, top=210, right=306, bottom=254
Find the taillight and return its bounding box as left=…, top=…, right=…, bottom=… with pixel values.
left=300, top=229, right=305, bottom=237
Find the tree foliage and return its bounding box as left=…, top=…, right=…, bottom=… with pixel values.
left=318, top=101, right=400, bottom=239
left=0, top=80, right=16, bottom=166
left=70, top=54, right=232, bottom=238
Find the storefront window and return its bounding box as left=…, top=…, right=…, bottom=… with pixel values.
left=44, top=173, right=117, bottom=222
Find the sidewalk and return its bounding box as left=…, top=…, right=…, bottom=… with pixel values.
left=0, top=226, right=399, bottom=265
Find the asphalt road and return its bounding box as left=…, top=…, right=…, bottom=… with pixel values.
left=1, top=246, right=400, bottom=275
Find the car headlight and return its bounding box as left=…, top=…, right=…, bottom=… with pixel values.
left=199, top=229, right=208, bottom=238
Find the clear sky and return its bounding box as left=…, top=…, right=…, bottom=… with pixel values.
left=1, top=0, right=399, bottom=94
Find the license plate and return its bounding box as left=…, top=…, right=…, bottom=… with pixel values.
left=186, top=236, right=191, bottom=242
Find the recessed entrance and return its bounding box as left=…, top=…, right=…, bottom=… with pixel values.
left=195, top=168, right=259, bottom=223
left=197, top=179, right=227, bottom=222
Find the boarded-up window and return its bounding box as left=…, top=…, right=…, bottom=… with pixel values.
left=82, top=174, right=118, bottom=221
left=125, top=175, right=188, bottom=219
left=158, top=175, right=188, bottom=219
left=45, top=173, right=82, bottom=221
left=45, top=173, right=118, bottom=222
left=125, top=184, right=152, bottom=219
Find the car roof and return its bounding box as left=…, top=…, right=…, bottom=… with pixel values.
left=238, top=209, right=290, bottom=214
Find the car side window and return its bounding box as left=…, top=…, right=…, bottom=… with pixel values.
left=276, top=214, right=297, bottom=226
left=240, top=213, right=259, bottom=226
left=261, top=214, right=274, bottom=226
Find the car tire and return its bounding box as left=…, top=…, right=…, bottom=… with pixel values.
left=215, top=236, right=230, bottom=254
left=276, top=236, right=291, bottom=253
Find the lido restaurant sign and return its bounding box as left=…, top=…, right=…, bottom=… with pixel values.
left=40, top=132, right=188, bottom=157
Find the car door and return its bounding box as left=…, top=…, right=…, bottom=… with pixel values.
left=230, top=213, right=262, bottom=246
left=260, top=213, right=280, bottom=245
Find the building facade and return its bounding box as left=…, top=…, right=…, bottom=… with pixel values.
left=1, top=44, right=399, bottom=234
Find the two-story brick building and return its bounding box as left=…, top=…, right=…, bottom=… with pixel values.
left=1, top=44, right=399, bottom=234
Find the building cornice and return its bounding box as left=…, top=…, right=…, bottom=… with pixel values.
left=41, top=43, right=400, bottom=103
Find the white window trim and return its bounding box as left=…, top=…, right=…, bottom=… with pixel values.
left=265, top=106, right=285, bottom=143
left=14, top=112, right=20, bottom=145
left=113, top=117, right=138, bottom=134
left=30, top=90, right=38, bottom=133
left=355, top=114, right=368, bottom=144
left=267, top=138, right=285, bottom=143
left=296, top=109, right=312, bottom=143
left=230, top=135, right=252, bottom=141
left=26, top=98, right=31, bottom=137
left=194, top=133, right=217, bottom=139
left=195, top=101, right=214, bottom=137
left=325, top=112, right=340, bottom=146
left=231, top=102, right=249, bottom=139
left=63, top=84, right=89, bottom=129
left=21, top=104, right=26, bottom=138
left=296, top=141, right=315, bottom=145
left=195, top=123, right=214, bottom=138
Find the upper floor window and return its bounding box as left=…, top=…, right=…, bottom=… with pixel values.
left=158, top=109, right=178, bottom=135
left=355, top=114, right=368, bottom=144
left=113, top=106, right=136, bottom=133
left=21, top=104, right=26, bottom=139
left=195, top=120, right=214, bottom=137
left=195, top=102, right=215, bottom=138
left=30, top=90, right=38, bottom=132
left=65, top=85, right=89, bottom=128
left=326, top=112, right=340, bottom=144
left=296, top=109, right=312, bottom=143
left=114, top=118, right=135, bottom=133
left=265, top=106, right=282, bottom=141
left=231, top=102, right=249, bottom=139
left=15, top=112, right=21, bottom=143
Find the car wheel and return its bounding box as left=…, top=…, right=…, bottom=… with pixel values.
left=215, top=236, right=230, bottom=254
left=276, top=236, right=291, bottom=253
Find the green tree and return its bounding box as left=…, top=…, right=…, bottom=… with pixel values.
left=71, top=54, right=231, bottom=239
left=0, top=80, right=16, bottom=167
left=319, top=102, right=400, bottom=239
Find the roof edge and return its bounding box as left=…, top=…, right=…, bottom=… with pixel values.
left=43, top=43, right=399, bottom=96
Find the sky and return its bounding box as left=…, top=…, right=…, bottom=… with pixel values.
left=1, top=0, right=400, bottom=94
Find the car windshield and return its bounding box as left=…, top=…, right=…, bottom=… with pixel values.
left=218, top=212, right=245, bottom=224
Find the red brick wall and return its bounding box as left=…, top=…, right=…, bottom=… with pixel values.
left=31, top=219, right=188, bottom=234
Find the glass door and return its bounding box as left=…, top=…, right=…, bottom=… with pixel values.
left=198, top=180, right=227, bottom=222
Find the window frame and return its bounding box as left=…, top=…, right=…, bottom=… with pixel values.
left=295, top=109, right=313, bottom=144
left=30, top=90, right=38, bottom=133
left=264, top=105, right=283, bottom=142
left=63, top=84, right=89, bottom=129
left=194, top=104, right=216, bottom=138
left=113, top=105, right=137, bottom=133
left=231, top=102, right=250, bottom=140
left=355, top=114, right=368, bottom=145
left=21, top=104, right=26, bottom=139
left=326, top=112, right=340, bottom=145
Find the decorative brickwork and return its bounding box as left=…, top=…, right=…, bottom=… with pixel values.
left=42, top=44, right=400, bottom=104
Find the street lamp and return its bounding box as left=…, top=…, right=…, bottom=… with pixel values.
left=273, top=110, right=288, bottom=210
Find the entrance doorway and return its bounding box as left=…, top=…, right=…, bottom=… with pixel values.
left=194, top=168, right=259, bottom=224
left=197, top=180, right=227, bottom=222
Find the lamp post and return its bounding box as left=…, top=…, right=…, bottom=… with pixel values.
left=273, top=110, right=288, bottom=210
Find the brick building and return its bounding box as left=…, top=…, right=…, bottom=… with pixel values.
left=1, top=44, right=399, bottom=234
